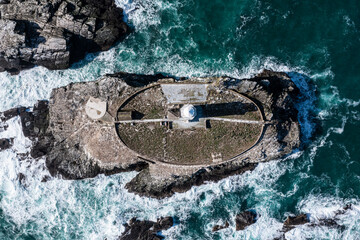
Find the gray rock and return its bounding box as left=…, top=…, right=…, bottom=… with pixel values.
left=119, top=217, right=174, bottom=240
left=212, top=221, right=230, bottom=232
left=0, top=70, right=303, bottom=199
left=284, top=214, right=309, bottom=227
left=275, top=210, right=347, bottom=239
left=0, top=0, right=129, bottom=74
left=0, top=138, right=13, bottom=150
left=235, top=210, right=257, bottom=231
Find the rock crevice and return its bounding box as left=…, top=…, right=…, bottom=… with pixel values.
left=0, top=0, right=129, bottom=74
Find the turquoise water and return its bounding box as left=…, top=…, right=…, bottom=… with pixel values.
left=0, top=0, right=359, bottom=239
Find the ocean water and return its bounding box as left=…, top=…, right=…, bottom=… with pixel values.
left=0, top=0, right=359, bottom=239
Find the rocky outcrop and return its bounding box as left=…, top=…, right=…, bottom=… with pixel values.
left=211, top=210, right=257, bottom=232
left=212, top=221, right=229, bottom=232
left=284, top=214, right=309, bottom=227
left=275, top=206, right=351, bottom=239
left=0, top=0, right=129, bottom=74
left=126, top=163, right=258, bottom=199
left=119, top=217, right=174, bottom=240
left=235, top=210, right=257, bottom=231
left=0, top=70, right=302, bottom=198
left=0, top=138, right=13, bottom=150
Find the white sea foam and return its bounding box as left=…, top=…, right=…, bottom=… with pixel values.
left=0, top=0, right=358, bottom=239
left=0, top=56, right=111, bottom=111
left=0, top=70, right=354, bottom=239
left=0, top=116, right=299, bottom=239
left=0, top=56, right=332, bottom=239
left=290, top=195, right=360, bottom=240
left=115, top=0, right=181, bottom=30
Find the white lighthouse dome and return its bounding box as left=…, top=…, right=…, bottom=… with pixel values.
left=180, top=104, right=197, bottom=120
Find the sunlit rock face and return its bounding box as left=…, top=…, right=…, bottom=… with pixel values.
left=0, top=0, right=129, bottom=74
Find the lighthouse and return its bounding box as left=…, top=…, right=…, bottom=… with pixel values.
left=180, top=104, right=197, bottom=121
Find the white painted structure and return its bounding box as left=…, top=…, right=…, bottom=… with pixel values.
left=180, top=104, right=197, bottom=121
left=85, top=97, right=107, bottom=120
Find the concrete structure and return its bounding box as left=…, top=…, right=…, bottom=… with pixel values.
left=161, top=84, right=209, bottom=104
left=180, top=104, right=197, bottom=121
left=117, top=111, right=133, bottom=121
left=85, top=97, right=107, bottom=120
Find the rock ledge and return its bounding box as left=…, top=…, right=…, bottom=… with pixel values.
left=0, top=0, right=129, bottom=74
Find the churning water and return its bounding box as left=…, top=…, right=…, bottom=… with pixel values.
left=0, top=0, right=360, bottom=239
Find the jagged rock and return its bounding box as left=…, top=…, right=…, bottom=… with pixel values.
left=273, top=214, right=310, bottom=240
left=284, top=214, right=309, bottom=227
left=235, top=210, right=257, bottom=231
left=275, top=209, right=349, bottom=239
left=0, top=122, right=8, bottom=132
left=41, top=175, right=51, bottom=182
left=310, top=219, right=345, bottom=230
left=0, top=138, right=13, bottom=150
left=119, top=217, right=174, bottom=240
left=0, top=70, right=302, bottom=198
left=0, top=102, right=52, bottom=156
left=281, top=214, right=310, bottom=234
left=212, top=221, right=229, bottom=232
left=0, top=106, right=26, bottom=122
left=0, top=0, right=129, bottom=74
left=17, top=172, right=26, bottom=184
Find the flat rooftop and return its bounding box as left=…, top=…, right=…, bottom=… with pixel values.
left=161, top=84, right=209, bottom=104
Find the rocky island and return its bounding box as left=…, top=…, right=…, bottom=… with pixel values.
left=0, top=70, right=301, bottom=198
left=0, top=0, right=128, bottom=74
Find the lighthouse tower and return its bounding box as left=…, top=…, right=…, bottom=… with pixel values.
left=180, top=104, right=197, bottom=121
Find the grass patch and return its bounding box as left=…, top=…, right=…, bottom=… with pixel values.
left=117, top=121, right=262, bottom=165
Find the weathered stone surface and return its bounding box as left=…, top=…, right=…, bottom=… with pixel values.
left=119, top=217, right=174, bottom=240
left=0, top=0, right=129, bottom=74
left=0, top=70, right=302, bottom=198
left=235, top=210, right=257, bottom=231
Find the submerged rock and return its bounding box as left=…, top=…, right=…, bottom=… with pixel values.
left=212, top=221, right=230, bottom=232
left=17, top=172, right=26, bottom=185
left=284, top=214, right=309, bottom=227
left=0, top=0, right=129, bottom=74
left=119, top=217, right=174, bottom=240
left=0, top=70, right=302, bottom=198
left=275, top=208, right=350, bottom=239
left=235, top=210, right=257, bottom=231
